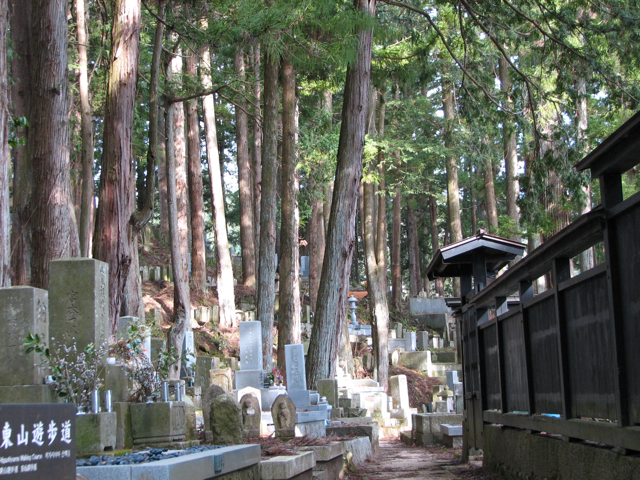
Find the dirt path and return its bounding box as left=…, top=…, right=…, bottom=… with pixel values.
left=346, top=440, right=502, bottom=480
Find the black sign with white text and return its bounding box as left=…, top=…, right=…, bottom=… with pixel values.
left=0, top=404, right=76, bottom=479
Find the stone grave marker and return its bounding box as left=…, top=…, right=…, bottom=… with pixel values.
left=210, top=394, right=243, bottom=445
left=202, top=385, right=226, bottom=433
left=272, top=395, right=296, bottom=439
left=0, top=403, right=76, bottom=478
left=317, top=379, right=338, bottom=408
left=210, top=368, right=233, bottom=392
left=285, top=344, right=306, bottom=391
left=0, top=287, right=49, bottom=388
left=237, top=386, right=263, bottom=412
left=239, top=393, right=261, bottom=438
left=235, top=321, right=265, bottom=390
left=180, top=331, right=196, bottom=378
left=416, top=331, right=429, bottom=350
left=389, top=374, right=410, bottom=412
left=405, top=331, right=416, bottom=352
left=48, top=258, right=109, bottom=351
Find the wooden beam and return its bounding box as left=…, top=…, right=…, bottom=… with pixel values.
left=553, top=257, right=572, bottom=420
left=483, top=411, right=640, bottom=452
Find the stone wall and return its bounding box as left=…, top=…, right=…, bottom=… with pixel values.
left=484, top=424, right=640, bottom=480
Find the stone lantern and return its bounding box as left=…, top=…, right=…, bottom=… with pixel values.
left=348, top=295, right=359, bottom=328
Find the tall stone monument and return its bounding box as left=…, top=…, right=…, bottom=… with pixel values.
left=48, top=258, right=109, bottom=350
left=235, top=321, right=265, bottom=390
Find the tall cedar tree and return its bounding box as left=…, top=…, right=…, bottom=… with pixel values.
left=306, top=0, right=376, bottom=389
left=94, top=0, right=140, bottom=333
left=257, top=47, right=279, bottom=371
left=278, top=52, right=301, bottom=374
left=30, top=0, right=80, bottom=288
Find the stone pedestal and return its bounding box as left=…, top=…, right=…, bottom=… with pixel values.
left=0, top=286, right=49, bottom=386
left=104, top=364, right=130, bottom=403
left=130, top=401, right=186, bottom=444
left=76, top=412, right=117, bottom=453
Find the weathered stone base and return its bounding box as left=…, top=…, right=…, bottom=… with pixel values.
left=484, top=424, right=640, bottom=480
left=0, top=385, right=57, bottom=404
left=326, top=423, right=379, bottom=452
left=260, top=451, right=315, bottom=480
left=76, top=412, right=117, bottom=453
left=130, top=401, right=186, bottom=445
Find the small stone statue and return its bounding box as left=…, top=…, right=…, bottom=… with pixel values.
left=240, top=393, right=260, bottom=437
left=271, top=395, right=296, bottom=438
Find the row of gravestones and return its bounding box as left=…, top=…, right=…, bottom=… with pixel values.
left=0, top=258, right=110, bottom=404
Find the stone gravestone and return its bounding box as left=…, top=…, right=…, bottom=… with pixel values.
left=210, top=394, right=244, bottom=445
left=180, top=330, right=196, bottom=378
left=202, top=384, right=226, bottom=433
left=210, top=368, right=233, bottom=392
left=271, top=395, right=296, bottom=439
left=235, top=321, right=264, bottom=390
left=240, top=393, right=261, bottom=438
left=0, top=286, right=54, bottom=404
left=405, top=331, right=416, bottom=352
left=416, top=331, right=429, bottom=350
left=389, top=375, right=410, bottom=412
left=48, top=258, right=109, bottom=351
left=285, top=344, right=307, bottom=406
left=0, top=404, right=76, bottom=478
left=317, top=379, right=339, bottom=408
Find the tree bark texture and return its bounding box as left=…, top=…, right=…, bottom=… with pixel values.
left=499, top=56, right=521, bottom=242
left=257, top=48, right=279, bottom=371
left=308, top=90, right=332, bottom=313
left=235, top=47, right=256, bottom=288
left=484, top=155, right=499, bottom=233
left=407, top=201, right=421, bottom=296
left=0, top=0, right=9, bottom=286
left=9, top=0, right=32, bottom=286
left=429, top=195, right=444, bottom=296
left=363, top=178, right=390, bottom=390
left=166, top=46, right=190, bottom=378
left=202, top=47, right=236, bottom=328
left=185, top=50, right=207, bottom=292
left=76, top=0, right=94, bottom=258
left=277, top=54, right=301, bottom=373
left=391, top=187, right=402, bottom=308
left=30, top=0, right=80, bottom=289
left=93, top=0, right=140, bottom=333
left=306, top=0, right=376, bottom=390
left=252, top=43, right=262, bottom=284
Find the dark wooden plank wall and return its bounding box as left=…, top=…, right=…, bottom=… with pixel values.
left=613, top=201, right=640, bottom=426
left=526, top=294, right=562, bottom=414
left=501, top=311, right=529, bottom=412
left=561, top=270, right=616, bottom=420
left=481, top=323, right=501, bottom=410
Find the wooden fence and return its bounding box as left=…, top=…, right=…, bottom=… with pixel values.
left=462, top=190, right=640, bottom=452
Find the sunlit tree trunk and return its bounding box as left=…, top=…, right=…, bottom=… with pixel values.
left=252, top=43, right=262, bottom=284
left=407, top=201, right=421, bottom=296
left=277, top=53, right=301, bottom=373
left=235, top=47, right=256, bottom=288
left=499, top=56, right=521, bottom=242
left=391, top=185, right=402, bottom=307
left=166, top=45, right=190, bottom=378
left=76, top=0, right=94, bottom=257
left=201, top=46, right=236, bottom=328
left=257, top=47, right=279, bottom=371
left=484, top=155, right=499, bottom=233
left=429, top=194, right=444, bottom=296
left=306, top=0, right=376, bottom=390
left=30, top=0, right=80, bottom=289
left=93, top=0, right=140, bottom=334
left=185, top=50, right=206, bottom=292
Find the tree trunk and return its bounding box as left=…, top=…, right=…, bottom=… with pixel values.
left=257, top=48, right=279, bottom=371
left=0, top=0, right=8, bottom=286
left=407, top=201, right=421, bottom=296
left=363, top=176, right=390, bottom=390
left=309, top=90, right=331, bottom=313
left=277, top=53, right=301, bottom=373
left=30, top=0, right=80, bottom=289
left=93, top=0, right=140, bottom=334
left=235, top=47, right=256, bottom=288
left=166, top=45, right=190, bottom=378
left=306, top=0, right=376, bottom=390
left=252, top=43, right=262, bottom=284
left=499, top=56, right=521, bottom=242
left=185, top=50, right=207, bottom=292
left=484, top=155, right=499, bottom=233
left=9, top=0, right=32, bottom=286
left=575, top=77, right=594, bottom=272
left=429, top=195, right=444, bottom=296
left=376, top=93, right=387, bottom=292
left=391, top=186, right=402, bottom=308
left=76, top=0, right=94, bottom=257
left=201, top=46, right=236, bottom=328
left=442, top=78, right=461, bottom=295
left=158, top=110, right=169, bottom=241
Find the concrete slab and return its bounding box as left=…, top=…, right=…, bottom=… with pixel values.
left=260, top=451, right=315, bottom=480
